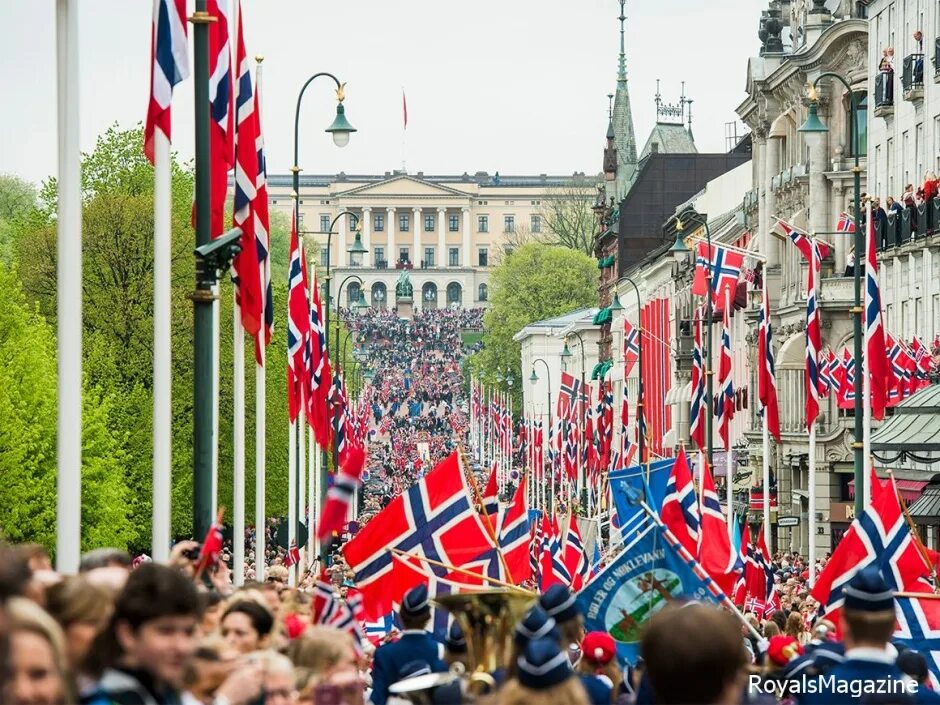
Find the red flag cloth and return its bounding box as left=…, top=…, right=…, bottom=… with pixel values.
left=757, top=283, right=782, bottom=442
left=539, top=514, right=571, bottom=590
left=317, top=445, right=365, bottom=541
left=231, top=4, right=263, bottom=335
left=864, top=208, right=894, bottom=420
left=287, top=212, right=310, bottom=424
left=697, top=458, right=742, bottom=596
left=660, top=449, right=700, bottom=556
left=252, top=62, right=272, bottom=365
left=402, top=89, right=408, bottom=130
left=194, top=520, right=224, bottom=575
left=691, top=242, right=744, bottom=304
left=733, top=522, right=751, bottom=606
left=342, top=453, right=496, bottom=618
left=497, top=475, right=532, bottom=585
left=812, top=474, right=934, bottom=615
left=623, top=318, right=640, bottom=377
left=207, top=0, right=234, bottom=239
left=481, top=462, right=499, bottom=521
left=717, top=296, right=734, bottom=448
left=308, top=271, right=332, bottom=448
left=144, top=0, right=188, bottom=163
left=689, top=317, right=706, bottom=450
left=562, top=516, right=588, bottom=591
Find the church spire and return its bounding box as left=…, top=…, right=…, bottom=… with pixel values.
left=618, top=0, right=627, bottom=82
left=611, top=0, right=637, bottom=200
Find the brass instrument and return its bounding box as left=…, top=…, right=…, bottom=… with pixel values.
left=434, top=590, right=537, bottom=693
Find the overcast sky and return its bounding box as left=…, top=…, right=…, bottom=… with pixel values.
left=1, top=0, right=763, bottom=186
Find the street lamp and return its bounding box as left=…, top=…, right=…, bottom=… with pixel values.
left=799, top=75, right=864, bottom=518
left=609, top=275, right=647, bottom=464
left=675, top=215, right=714, bottom=467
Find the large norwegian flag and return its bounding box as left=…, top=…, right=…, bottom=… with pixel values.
left=207, top=0, right=234, bottom=239
left=660, top=448, right=699, bottom=556
left=864, top=208, right=895, bottom=420
left=733, top=521, right=752, bottom=606
left=895, top=596, right=940, bottom=688
left=342, top=453, right=496, bottom=618
left=617, top=388, right=636, bottom=470
left=539, top=513, right=571, bottom=590
left=716, top=297, right=734, bottom=448
left=835, top=348, right=856, bottom=409
left=563, top=516, right=589, bottom=590
left=287, top=212, right=310, bottom=423
left=231, top=4, right=263, bottom=336
left=623, top=318, right=640, bottom=377
left=144, top=0, right=188, bottom=163
left=757, top=283, right=781, bottom=442
left=811, top=474, right=934, bottom=616
left=697, top=456, right=742, bottom=596
left=690, top=317, right=706, bottom=450
left=692, top=242, right=744, bottom=305
left=888, top=334, right=916, bottom=402
left=252, top=60, right=272, bottom=364
left=307, top=271, right=332, bottom=447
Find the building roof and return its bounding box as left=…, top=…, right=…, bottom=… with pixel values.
left=512, top=307, right=599, bottom=342
left=871, top=384, right=940, bottom=464
left=639, top=123, right=698, bottom=160
left=266, top=171, right=592, bottom=190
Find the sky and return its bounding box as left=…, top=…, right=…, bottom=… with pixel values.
left=0, top=0, right=764, bottom=186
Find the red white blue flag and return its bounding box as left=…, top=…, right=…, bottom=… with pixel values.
left=689, top=317, right=706, bottom=450
left=623, top=318, right=640, bottom=377
left=207, top=0, right=234, bottom=239
left=692, top=242, right=744, bottom=305
left=717, top=294, right=734, bottom=448
left=660, top=448, right=699, bottom=557
left=757, top=283, right=781, bottom=442
left=864, top=204, right=894, bottom=420
left=144, top=0, right=188, bottom=163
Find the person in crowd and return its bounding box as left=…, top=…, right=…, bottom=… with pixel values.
left=220, top=601, right=275, bottom=656
left=785, top=611, right=809, bottom=646
left=444, top=621, right=468, bottom=671
left=370, top=586, right=446, bottom=705
left=539, top=584, right=584, bottom=664
left=44, top=576, right=113, bottom=685
left=197, top=592, right=226, bottom=637
left=498, top=638, right=590, bottom=705
left=6, top=596, right=70, bottom=705
left=578, top=631, right=622, bottom=704
left=640, top=602, right=747, bottom=705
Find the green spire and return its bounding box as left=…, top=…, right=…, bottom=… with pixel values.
left=618, top=0, right=627, bottom=82
left=612, top=0, right=637, bottom=199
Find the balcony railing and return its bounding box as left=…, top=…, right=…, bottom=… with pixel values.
left=874, top=71, right=893, bottom=108
left=395, top=260, right=413, bottom=270
left=902, top=53, right=924, bottom=95
left=870, top=199, right=940, bottom=251
left=375, top=259, right=388, bottom=269
left=935, top=39, right=940, bottom=80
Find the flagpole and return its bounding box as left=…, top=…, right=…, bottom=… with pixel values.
left=863, top=200, right=873, bottom=507
left=288, top=417, right=297, bottom=588
left=725, top=288, right=733, bottom=534
left=152, top=128, right=172, bottom=564
left=255, top=355, right=266, bottom=582
left=761, top=284, right=772, bottom=554
left=55, top=0, right=82, bottom=574
left=308, top=425, right=316, bottom=570
left=388, top=548, right=532, bottom=594
left=809, top=421, right=816, bottom=586
left=459, top=446, right=514, bottom=582
left=233, top=292, right=246, bottom=586
left=298, top=407, right=307, bottom=580
left=312, top=434, right=321, bottom=562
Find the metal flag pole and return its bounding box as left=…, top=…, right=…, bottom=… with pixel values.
left=862, top=200, right=874, bottom=507
left=724, top=287, right=733, bottom=534
left=233, top=291, right=246, bottom=586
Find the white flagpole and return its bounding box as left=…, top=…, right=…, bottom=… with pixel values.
left=298, top=408, right=306, bottom=578
left=863, top=200, right=874, bottom=507
left=287, top=417, right=296, bottom=588
left=809, top=421, right=817, bottom=585
left=56, top=0, right=81, bottom=574
left=233, top=293, right=245, bottom=586
left=308, top=425, right=315, bottom=571
left=152, top=128, right=172, bottom=564
left=762, top=284, right=771, bottom=553
left=211, top=287, right=220, bottom=519
left=725, top=288, right=733, bottom=534
left=312, top=438, right=321, bottom=562
left=255, top=355, right=266, bottom=582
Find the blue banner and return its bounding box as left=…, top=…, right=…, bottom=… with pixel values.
left=609, top=458, right=675, bottom=530
left=576, top=511, right=725, bottom=667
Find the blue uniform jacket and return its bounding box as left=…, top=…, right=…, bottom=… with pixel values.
left=800, top=650, right=940, bottom=705
left=369, top=630, right=446, bottom=705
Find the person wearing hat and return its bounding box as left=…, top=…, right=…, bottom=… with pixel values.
left=499, top=638, right=590, bottom=705
left=444, top=621, right=468, bottom=671
left=578, top=631, right=619, bottom=705
left=507, top=606, right=560, bottom=680
left=370, top=585, right=447, bottom=705
left=801, top=566, right=934, bottom=704
left=539, top=584, right=584, bottom=664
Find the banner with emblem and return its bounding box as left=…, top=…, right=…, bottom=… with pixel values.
left=575, top=510, right=728, bottom=667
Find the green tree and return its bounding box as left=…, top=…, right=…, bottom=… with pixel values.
left=469, top=243, right=597, bottom=410
left=0, top=174, right=39, bottom=266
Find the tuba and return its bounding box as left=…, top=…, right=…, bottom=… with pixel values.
left=434, top=589, right=537, bottom=693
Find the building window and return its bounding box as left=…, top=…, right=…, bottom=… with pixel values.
left=374, top=213, right=385, bottom=232
left=320, top=214, right=330, bottom=232
left=848, top=91, right=867, bottom=157
left=478, top=215, right=489, bottom=233
left=399, top=214, right=410, bottom=232
left=374, top=246, right=385, bottom=267
left=424, top=214, right=435, bottom=232
left=504, top=215, right=515, bottom=233
left=399, top=247, right=410, bottom=265
left=478, top=248, right=488, bottom=267
left=531, top=214, right=541, bottom=233
left=449, top=247, right=459, bottom=267
left=478, top=283, right=488, bottom=302
left=424, top=247, right=435, bottom=267
left=449, top=214, right=459, bottom=232
left=319, top=249, right=329, bottom=268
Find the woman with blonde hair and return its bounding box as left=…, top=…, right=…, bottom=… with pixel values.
left=784, top=611, right=808, bottom=645
left=44, top=576, right=113, bottom=677
left=288, top=626, right=358, bottom=693
left=6, top=596, right=71, bottom=705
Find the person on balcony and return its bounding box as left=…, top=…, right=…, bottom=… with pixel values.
left=886, top=196, right=903, bottom=215
left=844, top=248, right=855, bottom=278
left=878, top=47, right=895, bottom=105
left=923, top=171, right=938, bottom=203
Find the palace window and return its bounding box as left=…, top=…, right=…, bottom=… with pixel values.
left=531, top=214, right=541, bottom=233
left=449, top=214, right=460, bottom=231
left=478, top=248, right=488, bottom=267
left=319, top=214, right=331, bottom=232
left=504, top=215, right=515, bottom=233
left=449, top=248, right=459, bottom=267
left=399, top=214, right=410, bottom=232
left=374, top=213, right=385, bottom=232
left=478, top=215, right=489, bottom=233
left=425, top=214, right=435, bottom=232
left=424, top=247, right=435, bottom=267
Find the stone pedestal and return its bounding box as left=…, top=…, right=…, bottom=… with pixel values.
left=397, top=296, right=413, bottom=320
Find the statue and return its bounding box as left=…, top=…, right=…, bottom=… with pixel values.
left=395, top=269, right=413, bottom=299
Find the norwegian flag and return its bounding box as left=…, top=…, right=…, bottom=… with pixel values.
left=308, top=272, right=332, bottom=447
left=717, top=296, right=734, bottom=448
left=757, top=283, right=781, bottom=442
left=563, top=516, right=589, bottom=590
left=231, top=4, right=264, bottom=336
left=312, top=581, right=365, bottom=656
left=539, top=513, right=571, bottom=590
left=836, top=211, right=856, bottom=233
left=623, top=318, right=640, bottom=377
left=252, top=61, right=272, bottom=364
left=283, top=540, right=302, bottom=569
left=691, top=242, right=745, bottom=304
left=811, top=474, right=934, bottom=616
left=888, top=335, right=915, bottom=401
left=557, top=372, right=584, bottom=423
left=533, top=419, right=545, bottom=482
left=733, top=521, right=752, bottom=606
left=690, top=317, right=706, bottom=450
left=617, top=388, right=635, bottom=470
left=818, top=347, right=837, bottom=398
left=895, top=596, right=940, bottom=687
left=777, top=219, right=832, bottom=264
left=287, top=212, right=310, bottom=424
left=697, top=456, right=742, bottom=596
left=755, top=525, right=776, bottom=607
left=144, top=0, right=189, bottom=163
left=317, top=445, right=365, bottom=542
left=529, top=516, right=542, bottom=581
left=194, top=515, right=225, bottom=576
left=864, top=205, right=894, bottom=420
left=328, top=372, right=350, bottom=465
left=597, top=380, right=614, bottom=474
left=835, top=348, right=856, bottom=408
left=207, top=0, right=234, bottom=239
left=660, top=448, right=700, bottom=556
left=481, top=462, right=499, bottom=522
left=341, top=453, right=497, bottom=618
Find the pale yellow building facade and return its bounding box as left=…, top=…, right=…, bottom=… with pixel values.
left=266, top=170, right=592, bottom=309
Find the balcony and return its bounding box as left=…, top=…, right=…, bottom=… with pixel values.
left=375, top=259, right=388, bottom=270
left=394, top=260, right=413, bottom=270
left=935, top=39, right=940, bottom=82
left=874, top=72, right=894, bottom=117
left=872, top=200, right=940, bottom=251
left=902, top=53, right=924, bottom=101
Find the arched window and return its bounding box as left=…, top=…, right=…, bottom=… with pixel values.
left=347, top=282, right=361, bottom=308
left=371, top=282, right=387, bottom=310
left=446, top=282, right=462, bottom=307
left=478, top=283, right=488, bottom=302
left=422, top=282, right=438, bottom=309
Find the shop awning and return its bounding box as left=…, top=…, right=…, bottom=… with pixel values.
left=908, top=484, right=940, bottom=523
left=592, top=307, right=613, bottom=325
left=871, top=384, right=940, bottom=464
left=596, top=255, right=616, bottom=268
left=591, top=360, right=614, bottom=380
